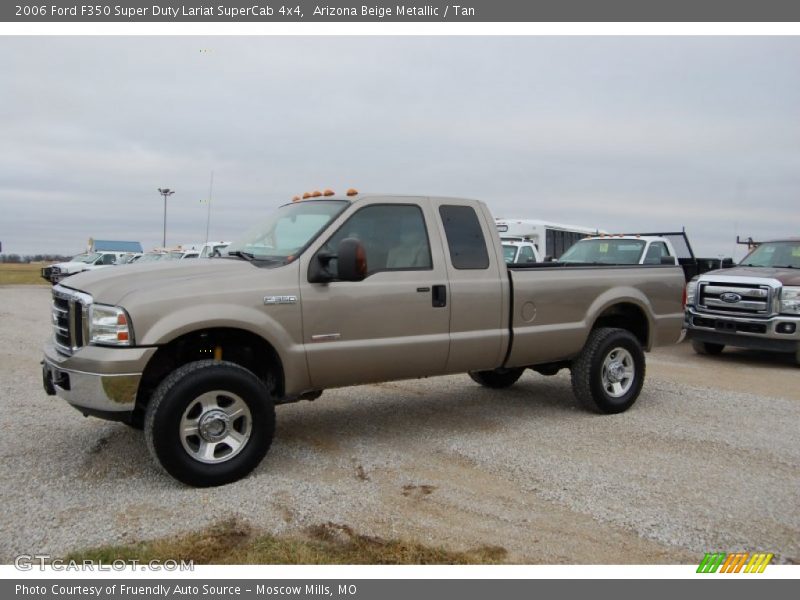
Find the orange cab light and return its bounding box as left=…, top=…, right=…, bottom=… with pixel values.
left=346, top=188, right=358, bottom=197
left=323, top=189, right=335, bottom=196
left=302, top=192, right=311, bottom=199
left=292, top=195, right=301, bottom=202
left=311, top=190, right=322, bottom=197
left=117, top=331, right=129, bottom=342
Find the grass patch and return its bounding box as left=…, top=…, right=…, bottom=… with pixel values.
left=0, top=263, right=48, bottom=285
left=65, top=519, right=507, bottom=565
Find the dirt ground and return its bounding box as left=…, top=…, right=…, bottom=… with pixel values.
left=0, top=285, right=797, bottom=564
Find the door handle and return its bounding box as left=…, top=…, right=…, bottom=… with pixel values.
left=432, top=284, right=447, bottom=308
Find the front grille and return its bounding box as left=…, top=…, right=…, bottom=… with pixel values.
left=697, top=282, right=773, bottom=317
left=52, top=287, right=88, bottom=355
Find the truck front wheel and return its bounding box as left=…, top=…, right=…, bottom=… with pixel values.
left=570, top=327, right=645, bottom=414
left=144, top=360, right=275, bottom=487
left=469, top=367, right=525, bottom=389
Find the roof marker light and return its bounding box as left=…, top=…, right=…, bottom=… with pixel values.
left=302, top=192, right=311, bottom=199
left=323, top=189, right=335, bottom=196
left=346, top=188, right=358, bottom=197
left=311, top=190, right=322, bottom=198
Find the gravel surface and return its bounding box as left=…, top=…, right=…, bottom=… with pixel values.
left=0, top=285, right=797, bottom=563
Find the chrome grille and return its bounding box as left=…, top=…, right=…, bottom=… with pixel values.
left=697, top=281, right=773, bottom=317
left=52, top=287, right=89, bottom=355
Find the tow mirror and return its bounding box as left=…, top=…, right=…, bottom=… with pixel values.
left=337, top=238, right=367, bottom=281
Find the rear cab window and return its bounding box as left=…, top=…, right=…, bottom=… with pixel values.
left=439, top=205, right=490, bottom=270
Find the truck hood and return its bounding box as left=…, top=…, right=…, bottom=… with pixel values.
left=702, top=265, right=800, bottom=286
left=52, top=261, right=90, bottom=271
left=60, top=259, right=259, bottom=305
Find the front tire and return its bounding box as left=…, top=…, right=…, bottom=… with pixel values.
left=469, top=367, right=525, bottom=389
left=571, top=327, right=645, bottom=414
left=691, top=340, right=725, bottom=355
left=144, top=360, right=275, bottom=487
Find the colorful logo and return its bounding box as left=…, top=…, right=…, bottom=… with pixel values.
left=697, top=552, right=774, bottom=573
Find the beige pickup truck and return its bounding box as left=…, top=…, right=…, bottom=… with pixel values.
left=42, top=193, right=685, bottom=486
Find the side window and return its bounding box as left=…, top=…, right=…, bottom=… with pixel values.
left=644, top=242, right=668, bottom=264
left=519, top=246, right=535, bottom=262
left=439, top=205, right=490, bottom=270
left=102, top=254, right=116, bottom=265
left=324, top=204, right=431, bottom=274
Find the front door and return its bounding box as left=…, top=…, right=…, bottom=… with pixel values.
left=299, top=199, right=451, bottom=389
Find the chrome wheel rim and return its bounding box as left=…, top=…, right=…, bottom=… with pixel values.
left=601, top=347, right=635, bottom=398
left=180, top=391, right=252, bottom=464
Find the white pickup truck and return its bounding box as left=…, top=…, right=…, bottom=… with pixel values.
left=40, top=251, right=138, bottom=285
left=559, top=235, right=679, bottom=267
left=501, top=240, right=542, bottom=264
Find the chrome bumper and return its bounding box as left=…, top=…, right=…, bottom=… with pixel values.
left=42, top=341, right=155, bottom=414
left=685, top=307, right=800, bottom=352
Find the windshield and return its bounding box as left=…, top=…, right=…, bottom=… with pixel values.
left=502, top=245, right=518, bottom=263
left=71, top=253, right=101, bottom=264
left=560, top=239, right=646, bottom=264
left=225, top=200, right=348, bottom=263
left=740, top=241, right=800, bottom=268
left=167, top=251, right=185, bottom=260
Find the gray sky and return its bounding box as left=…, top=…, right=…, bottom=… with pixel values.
left=1, top=36, right=798, bottom=258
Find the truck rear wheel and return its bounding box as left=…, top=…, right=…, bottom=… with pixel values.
left=691, top=340, right=724, bottom=355
left=570, top=327, right=645, bottom=414
left=468, top=367, right=525, bottom=389
left=144, top=360, right=275, bottom=487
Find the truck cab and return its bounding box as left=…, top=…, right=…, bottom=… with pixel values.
left=559, top=235, right=678, bottom=266
left=501, top=240, right=542, bottom=264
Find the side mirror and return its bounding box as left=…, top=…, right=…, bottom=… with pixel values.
left=544, top=255, right=554, bottom=262
left=660, top=256, right=677, bottom=265
left=337, top=238, right=367, bottom=281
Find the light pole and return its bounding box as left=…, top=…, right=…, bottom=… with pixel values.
left=157, top=188, right=174, bottom=248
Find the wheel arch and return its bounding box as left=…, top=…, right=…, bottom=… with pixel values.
left=135, top=327, right=285, bottom=415
left=589, top=298, right=652, bottom=350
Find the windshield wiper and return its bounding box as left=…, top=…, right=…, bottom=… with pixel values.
left=226, top=250, right=255, bottom=261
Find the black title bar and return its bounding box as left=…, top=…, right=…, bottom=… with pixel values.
left=5, top=0, right=800, bottom=22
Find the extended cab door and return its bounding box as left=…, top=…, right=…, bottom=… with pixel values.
left=432, top=201, right=508, bottom=373
left=299, top=198, right=451, bottom=389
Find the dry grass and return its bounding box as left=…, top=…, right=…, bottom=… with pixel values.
left=65, top=519, right=507, bottom=565
left=0, top=263, right=48, bottom=285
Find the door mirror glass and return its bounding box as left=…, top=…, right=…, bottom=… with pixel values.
left=337, top=238, right=367, bottom=281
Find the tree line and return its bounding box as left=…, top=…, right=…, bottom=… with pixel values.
left=0, top=254, right=73, bottom=264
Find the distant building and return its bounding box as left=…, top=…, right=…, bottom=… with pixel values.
left=88, top=238, right=143, bottom=253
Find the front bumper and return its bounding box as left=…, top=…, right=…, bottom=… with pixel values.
left=42, top=340, right=156, bottom=414
left=685, top=307, right=800, bottom=354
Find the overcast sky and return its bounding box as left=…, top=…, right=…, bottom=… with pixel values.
left=1, top=36, right=798, bottom=258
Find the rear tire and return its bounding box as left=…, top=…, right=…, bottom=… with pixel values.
left=144, top=360, right=275, bottom=487
left=571, top=327, right=645, bottom=414
left=691, top=340, right=725, bottom=355
left=469, top=367, right=525, bottom=389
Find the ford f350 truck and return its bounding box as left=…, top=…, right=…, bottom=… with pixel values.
left=42, top=193, right=685, bottom=487
left=686, top=238, right=800, bottom=363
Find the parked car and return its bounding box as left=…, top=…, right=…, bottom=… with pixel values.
left=40, top=251, right=136, bottom=284
left=685, top=237, right=800, bottom=364
left=42, top=191, right=685, bottom=486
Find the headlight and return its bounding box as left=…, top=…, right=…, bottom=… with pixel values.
left=780, top=286, right=800, bottom=315
left=686, top=277, right=699, bottom=306
left=89, top=304, right=133, bottom=346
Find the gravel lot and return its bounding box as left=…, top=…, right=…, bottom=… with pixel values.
left=1, top=284, right=797, bottom=563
